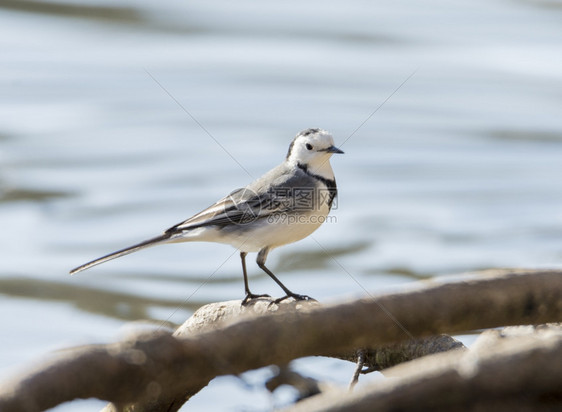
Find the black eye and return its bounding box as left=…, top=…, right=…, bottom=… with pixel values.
left=306, top=143, right=313, bottom=150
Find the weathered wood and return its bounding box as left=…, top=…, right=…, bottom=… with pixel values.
left=0, top=269, right=559, bottom=412
left=285, top=324, right=562, bottom=411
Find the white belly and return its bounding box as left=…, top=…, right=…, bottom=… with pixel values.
left=176, top=203, right=331, bottom=253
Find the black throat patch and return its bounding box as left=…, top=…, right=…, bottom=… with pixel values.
left=297, top=162, right=337, bottom=208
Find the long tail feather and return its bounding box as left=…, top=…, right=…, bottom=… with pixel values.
left=69, top=233, right=172, bottom=275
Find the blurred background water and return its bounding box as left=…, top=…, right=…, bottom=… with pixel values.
left=1, top=0, right=562, bottom=410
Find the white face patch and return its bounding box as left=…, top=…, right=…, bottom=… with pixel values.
left=287, top=129, right=336, bottom=165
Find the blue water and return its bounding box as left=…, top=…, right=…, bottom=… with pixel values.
left=1, top=0, right=562, bottom=410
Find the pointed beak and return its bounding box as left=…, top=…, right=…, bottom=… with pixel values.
left=321, top=145, right=344, bottom=154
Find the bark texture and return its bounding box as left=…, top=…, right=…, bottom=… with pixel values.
left=0, top=269, right=559, bottom=412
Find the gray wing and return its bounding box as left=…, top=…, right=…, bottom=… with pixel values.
left=166, top=164, right=315, bottom=233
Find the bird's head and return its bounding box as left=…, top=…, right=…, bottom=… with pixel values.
left=286, top=128, right=344, bottom=177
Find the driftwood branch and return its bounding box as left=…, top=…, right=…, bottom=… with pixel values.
left=0, top=269, right=560, bottom=411
left=285, top=324, right=562, bottom=411
left=175, top=297, right=466, bottom=370
left=106, top=299, right=463, bottom=410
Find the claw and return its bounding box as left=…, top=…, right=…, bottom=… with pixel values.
left=241, top=292, right=271, bottom=306
left=273, top=293, right=317, bottom=305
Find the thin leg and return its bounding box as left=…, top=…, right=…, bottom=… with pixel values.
left=241, top=251, right=250, bottom=294
left=256, top=248, right=316, bottom=304
left=240, top=251, right=270, bottom=305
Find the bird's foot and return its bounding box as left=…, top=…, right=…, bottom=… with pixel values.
left=241, top=292, right=271, bottom=306
left=273, top=293, right=317, bottom=305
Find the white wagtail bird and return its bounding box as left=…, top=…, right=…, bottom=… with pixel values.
left=70, top=128, right=343, bottom=304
